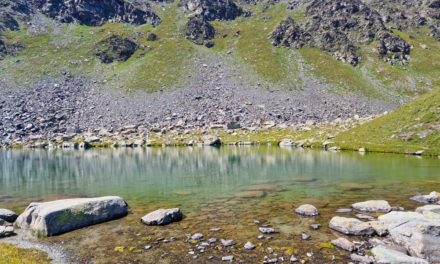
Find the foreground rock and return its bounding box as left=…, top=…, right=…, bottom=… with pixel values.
left=378, top=211, right=440, bottom=261
left=16, top=196, right=128, bottom=236
left=141, top=208, right=182, bottom=225
left=0, top=208, right=18, bottom=222
left=201, top=135, right=221, bottom=146
left=351, top=200, right=392, bottom=213
left=295, top=204, right=318, bottom=216
left=371, top=245, right=429, bottom=264
left=0, top=225, right=14, bottom=237
left=331, top=237, right=354, bottom=252
left=329, top=216, right=375, bottom=236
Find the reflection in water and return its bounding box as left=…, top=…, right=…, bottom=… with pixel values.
left=0, top=147, right=438, bottom=263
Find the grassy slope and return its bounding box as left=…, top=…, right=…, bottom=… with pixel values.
left=333, top=87, right=440, bottom=156
left=0, top=3, right=440, bottom=100
left=0, top=243, right=51, bottom=264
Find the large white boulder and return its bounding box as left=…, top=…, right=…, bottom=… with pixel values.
left=15, top=196, right=128, bottom=236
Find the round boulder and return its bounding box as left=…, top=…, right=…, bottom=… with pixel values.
left=351, top=200, right=392, bottom=213
left=295, top=204, right=319, bottom=216
left=141, top=208, right=182, bottom=225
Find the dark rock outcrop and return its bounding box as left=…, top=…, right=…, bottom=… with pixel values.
left=179, top=0, right=242, bottom=21
left=184, top=15, right=215, bottom=45
left=267, top=17, right=311, bottom=49
left=33, top=0, right=161, bottom=26
left=94, top=35, right=138, bottom=63
left=0, top=12, right=20, bottom=31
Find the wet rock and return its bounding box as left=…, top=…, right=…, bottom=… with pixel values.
left=234, top=191, right=265, bottom=198
left=33, top=0, right=161, bottom=27
left=184, top=15, right=215, bottom=46
left=244, top=241, right=255, bottom=249
left=222, top=255, right=234, bottom=261
left=95, top=35, right=138, bottom=63
left=0, top=208, right=18, bottom=222
left=352, top=200, right=392, bottom=213
left=336, top=209, right=352, bottom=213
left=259, top=228, right=279, bottom=234
left=192, top=233, right=204, bottom=240
left=295, top=204, right=318, bottom=216
left=329, top=216, right=375, bottom=236
left=351, top=254, right=372, bottom=263
left=201, top=135, right=221, bottom=146
left=310, top=224, right=321, bottom=230
left=331, top=237, right=354, bottom=252
left=16, top=196, right=128, bottom=236
left=301, top=234, right=310, bottom=240
left=220, top=239, right=236, bottom=247
left=141, top=208, right=182, bottom=225
left=371, top=245, right=428, bottom=264
left=337, top=183, right=373, bottom=191
left=378, top=211, right=440, bottom=260
left=410, top=193, right=439, bottom=204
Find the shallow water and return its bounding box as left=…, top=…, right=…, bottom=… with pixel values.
left=1, top=146, right=439, bottom=263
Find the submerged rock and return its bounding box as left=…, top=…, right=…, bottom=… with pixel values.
left=16, top=196, right=128, bottom=236
left=234, top=191, right=265, bottom=198
left=295, top=204, right=318, bottom=216
left=0, top=208, right=18, bottom=222
left=245, top=185, right=284, bottom=192
left=331, top=237, right=354, bottom=252
left=352, top=200, right=392, bottom=213
left=141, top=208, right=182, bottom=225
left=371, top=245, right=428, bottom=264
left=337, top=183, right=373, bottom=191
left=329, top=216, right=375, bottom=236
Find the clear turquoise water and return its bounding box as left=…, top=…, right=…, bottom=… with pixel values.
left=0, top=147, right=439, bottom=263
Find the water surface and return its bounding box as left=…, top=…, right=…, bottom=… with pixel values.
left=0, top=147, right=438, bottom=263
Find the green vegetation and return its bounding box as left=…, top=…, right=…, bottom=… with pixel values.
left=0, top=243, right=52, bottom=264
left=1, top=2, right=440, bottom=101
left=334, top=86, right=440, bottom=156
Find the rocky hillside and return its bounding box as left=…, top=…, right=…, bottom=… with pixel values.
left=1, top=0, right=440, bottom=140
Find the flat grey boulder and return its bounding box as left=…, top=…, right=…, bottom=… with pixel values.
left=141, top=208, right=182, bottom=225
left=410, top=193, right=438, bottom=204
left=0, top=209, right=18, bottom=222
left=201, top=135, right=221, bottom=146
left=371, top=245, right=429, bottom=264
left=295, top=204, right=318, bottom=216
left=16, top=196, right=127, bottom=236
left=378, top=212, right=440, bottom=261
left=351, top=200, right=392, bottom=213
left=329, top=216, right=375, bottom=236
left=415, top=205, right=440, bottom=215
left=368, top=221, right=388, bottom=236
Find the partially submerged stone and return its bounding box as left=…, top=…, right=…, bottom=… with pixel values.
left=329, top=216, right=375, bottom=236
left=410, top=193, right=438, bottom=204
left=16, top=196, right=128, bottom=236
left=371, top=245, right=428, bottom=264
left=337, top=183, right=373, bottom=191
left=234, top=191, right=265, bottom=198
left=0, top=208, right=18, bottom=222
left=295, top=204, right=319, bottom=216
left=141, top=208, right=182, bottom=225
left=245, top=185, right=284, bottom=192
left=352, top=200, right=392, bottom=213
left=331, top=237, right=354, bottom=252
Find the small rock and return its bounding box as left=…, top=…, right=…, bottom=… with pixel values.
left=351, top=200, right=392, bottom=213
left=210, top=228, right=221, bottom=231
left=141, top=208, right=182, bottom=225
left=192, top=233, right=204, bottom=240
left=220, top=239, right=236, bottom=247
left=301, top=234, right=310, bottom=240
left=0, top=209, right=18, bottom=222
left=336, top=209, right=353, bottom=213
left=310, top=224, right=321, bottom=230
left=208, top=238, right=217, bottom=243
left=331, top=237, right=355, bottom=251
left=222, top=256, right=234, bottom=261
left=259, top=228, right=279, bottom=234
left=295, top=204, right=319, bottom=216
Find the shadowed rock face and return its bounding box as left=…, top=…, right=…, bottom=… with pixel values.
left=32, top=0, right=161, bottom=26
left=95, top=35, right=138, bottom=63
left=0, top=12, right=19, bottom=31
left=184, top=15, right=215, bottom=45
left=268, top=0, right=412, bottom=65
left=180, top=0, right=242, bottom=21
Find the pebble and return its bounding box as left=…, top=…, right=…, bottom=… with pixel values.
left=220, top=239, right=236, bottom=247
left=310, top=224, right=321, bottom=230
left=258, top=235, right=264, bottom=239
left=191, top=233, right=204, bottom=240
left=208, top=238, right=217, bottom=243
left=244, top=242, right=255, bottom=250
left=301, top=234, right=310, bottom=240
left=336, top=209, right=353, bottom=213
left=144, top=246, right=151, bottom=250
left=222, top=256, right=234, bottom=261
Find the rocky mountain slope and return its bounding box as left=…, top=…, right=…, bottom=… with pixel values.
left=1, top=0, right=440, bottom=141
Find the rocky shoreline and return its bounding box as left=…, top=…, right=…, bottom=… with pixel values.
left=2, top=191, right=440, bottom=263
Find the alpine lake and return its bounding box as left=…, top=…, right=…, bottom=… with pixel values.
left=1, top=146, right=439, bottom=263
